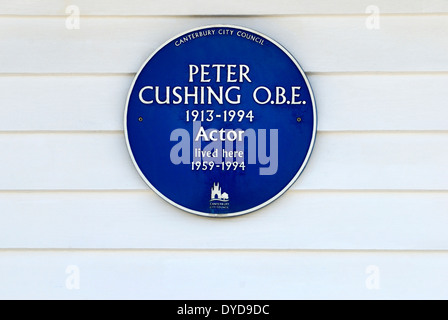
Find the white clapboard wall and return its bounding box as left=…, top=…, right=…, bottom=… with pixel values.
left=0, top=1, right=447, bottom=299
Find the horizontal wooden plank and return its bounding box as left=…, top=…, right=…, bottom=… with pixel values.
left=0, top=16, right=447, bottom=73
left=0, top=250, right=447, bottom=299
left=0, top=132, right=446, bottom=191
left=0, top=76, right=130, bottom=132
left=1, top=74, right=447, bottom=132
left=0, top=191, right=447, bottom=250
left=313, top=74, right=448, bottom=131
left=2, top=0, right=448, bottom=16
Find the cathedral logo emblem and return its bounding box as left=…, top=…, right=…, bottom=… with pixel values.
left=210, top=182, right=229, bottom=202
left=210, top=182, right=230, bottom=210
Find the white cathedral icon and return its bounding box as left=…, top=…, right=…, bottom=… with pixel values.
left=210, top=183, right=229, bottom=202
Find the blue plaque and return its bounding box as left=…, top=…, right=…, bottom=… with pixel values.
left=125, top=25, right=317, bottom=217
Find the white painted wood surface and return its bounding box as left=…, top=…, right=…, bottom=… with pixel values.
left=1, top=0, right=447, bottom=299
left=1, top=250, right=447, bottom=300
left=2, top=0, right=448, bottom=15
left=0, top=191, right=447, bottom=250
left=0, top=16, right=447, bottom=73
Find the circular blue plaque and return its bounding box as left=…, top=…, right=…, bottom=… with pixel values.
left=125, top=25, right=317, bottom=217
